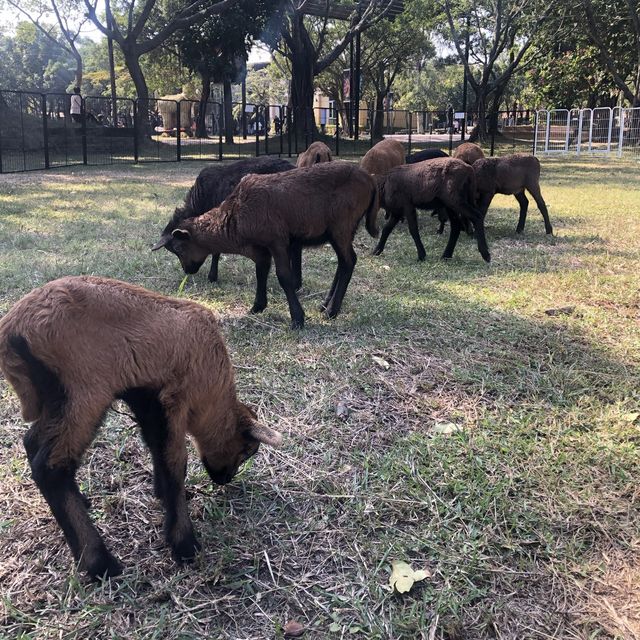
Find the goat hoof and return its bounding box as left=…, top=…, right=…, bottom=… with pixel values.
left=372, top=247, right=383, bottom=256
left=171, top=533, right=201, bottom=563
left=417, top=254, right=426, bottom=262
left=86, top=549, right=123, bottom=580
left=441, top=254, right=453, bottom=261
left=325, top=308, right=340, bottom=320
left=481, top=251, right=491, bottom=263
left=546, top=228, right=553, bottom=235
left=290, top=319, right=304, bottom=330
left=249, top=303, right=266, bottom=314
left=207, top=275, right=218, bottom=283
left=516, top=227, right=524, bottom=234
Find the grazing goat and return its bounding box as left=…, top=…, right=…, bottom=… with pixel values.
left=296, top=141, right=332, bottom=167
left=372, top=157, right=491, bottom=263
left=153, top=162, right=379, bottom=329
left=473, top=154, right=553, bottom=234
left=170, top=157, right=294, bottom=282
left=453, top=142, right=485, bottom=165
left=0, top=276, right=282, bottom=579
left=405, top=148, right=448, bottom=164
left=404, top=149, right=450, bottom=232
left=360, top=138, right=405, bottom=176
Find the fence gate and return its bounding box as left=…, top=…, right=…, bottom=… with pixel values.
left=535, top=107, right=640, bottom=159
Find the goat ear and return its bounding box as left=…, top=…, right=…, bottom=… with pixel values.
left=249, top=421, right=283, bottom=448
left=151, top=236, right=169, bottom=251
left=171, top=228, right=191, bottom=241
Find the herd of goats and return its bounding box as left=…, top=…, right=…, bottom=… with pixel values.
left=0, top=138, right=552, bottom=579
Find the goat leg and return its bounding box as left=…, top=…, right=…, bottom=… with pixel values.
left=207, top=254, right=220, bottom=283
left=372, top=213, right=401, bottom=256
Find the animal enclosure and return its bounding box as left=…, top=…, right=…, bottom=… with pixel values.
left=0, top=158, right=638, bottom=639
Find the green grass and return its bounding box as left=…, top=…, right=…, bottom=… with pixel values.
left=0, top=157, right=638, bottom=639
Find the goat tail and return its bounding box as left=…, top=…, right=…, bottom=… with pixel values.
left=365, top=184, right=380, bottom=238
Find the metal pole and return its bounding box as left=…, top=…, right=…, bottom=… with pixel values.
left=133, top=101, right=139, bottom=163
left=461, top=15, right=470, bottom=141
left=242, top=76, right=247, bottom=139
left=349, top=37, right=354, bottom=136
left=354, top=30, right=361, bottom=141
left=42, top=94, right=50, bottom=169
left=81, top=96, right=88, bottom=165
left=176, top=101, right=181, bottom=162
left=107, top=14, right=118, bottom=126
left=218, top=102, right=223, bottom=160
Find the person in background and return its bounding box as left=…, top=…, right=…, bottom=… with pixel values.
left=70, top=87, right=82, bottom=123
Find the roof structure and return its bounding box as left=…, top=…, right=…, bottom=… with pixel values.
left=301, top=0, right=405, bottom=21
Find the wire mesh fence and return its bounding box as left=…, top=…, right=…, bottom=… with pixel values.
left=4, top=90, right=637, bottom=173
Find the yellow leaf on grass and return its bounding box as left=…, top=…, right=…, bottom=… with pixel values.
left=389, top=561, right=430, bottom=594
left=372, top=356, right=390, bottom=370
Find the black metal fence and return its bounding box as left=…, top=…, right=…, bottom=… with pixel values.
left=0, top=90, right=535, bottom=173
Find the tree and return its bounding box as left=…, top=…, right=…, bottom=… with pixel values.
left=82, top=0, right=237, bottom=132
left=0, top=21, right=75, bottom=92
left=359, top=4, right=433, bottom=138
left=582, top=0, right=640, bottom=107
left=179, top=0, right=279, bottom=140
left=442, top=0, right=554, bottom=140
left=266, top=0, right=395, bottom=133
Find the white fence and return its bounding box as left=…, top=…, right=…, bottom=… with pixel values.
left=534, top=107, right=640, bottom=159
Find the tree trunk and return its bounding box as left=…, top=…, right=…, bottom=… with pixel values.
left=72, top=50, right=83, bottom=88
left=196, top=73, right=211, bottom=138
left=223, top=77, right=234, bottom=145
left=470, top=91, right=488, bottom=142
left=123, top=48, right=151, bottom=141
left=289, top=14, right=317, bottom=137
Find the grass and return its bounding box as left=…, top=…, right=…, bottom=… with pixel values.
left=0, top=157, right=639, bottom=639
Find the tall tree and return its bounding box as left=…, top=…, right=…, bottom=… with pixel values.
left=582, top=0, right=640, bottom=107
left=82, top=0, right=237, bottom=131
left=3, top=0, right=87, bottom=86
left=443, top=0, right=554, bottom=140
left=266, top=0, right=394, bottom=133
left=179, top=0, right=279, bottom=140
left=359, top=5, right=433, bottom=138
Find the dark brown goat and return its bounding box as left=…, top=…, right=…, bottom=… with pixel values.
left=296, top=141, right=332, bottom=167
left=170, top=157, right=294, bottom=282
left=153, top=161, right=379, bottom=329
left=453, top=142, right=485, bottom=165
left=360, top=138, right=405, bottom=176
left=372, top=157, right=491, bottom=263
left=0, top=276, right=282, bottom=579
left=473, top=154, right=553, bottom=234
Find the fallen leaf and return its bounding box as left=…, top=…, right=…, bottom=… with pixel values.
left=389, top=560, right=431, bottom=594
left=336, top=401, right=350, bottom=421
left=372, top=355, right=390, bottom=370
left=328, top=622, right=341, bottom=633
left=432, top=422, right=462, bottom=435
left=284, top=620, right=305, bottom=637
left=622, top=412, right=639, bottom=423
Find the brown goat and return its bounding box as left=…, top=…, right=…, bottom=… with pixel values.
left=453, top=142, right=485, bottom=165
left=296, top=141, right=332, bottom=167
left=372, top=157, right=491, bottom=263
left=360, top=138, right=405, bottom=176
left=0, top=276, right=282, bottom=579
left=473, top=154, right=553, bottom=234
left=153, top=161, right=379, bottom=329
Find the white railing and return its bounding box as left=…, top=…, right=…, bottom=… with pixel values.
left=535, top=107, right=640, bottom=159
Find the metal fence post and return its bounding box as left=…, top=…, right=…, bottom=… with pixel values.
left=81, top=97, right=88, bottom=165
left=287, top=107, right=292, bottom=157
left=255, top=107, right=260, bottom=156
left=408, top=111, right=412, bottom=157
left=176, top=101, right=181, bottom=162
left=133, top=101, right=139, bottom=163
left=336, top=118, right=340, bottom=157
left=264, top=106, right=269, bottom=155
left=41, top=94, right=50, bottom=169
